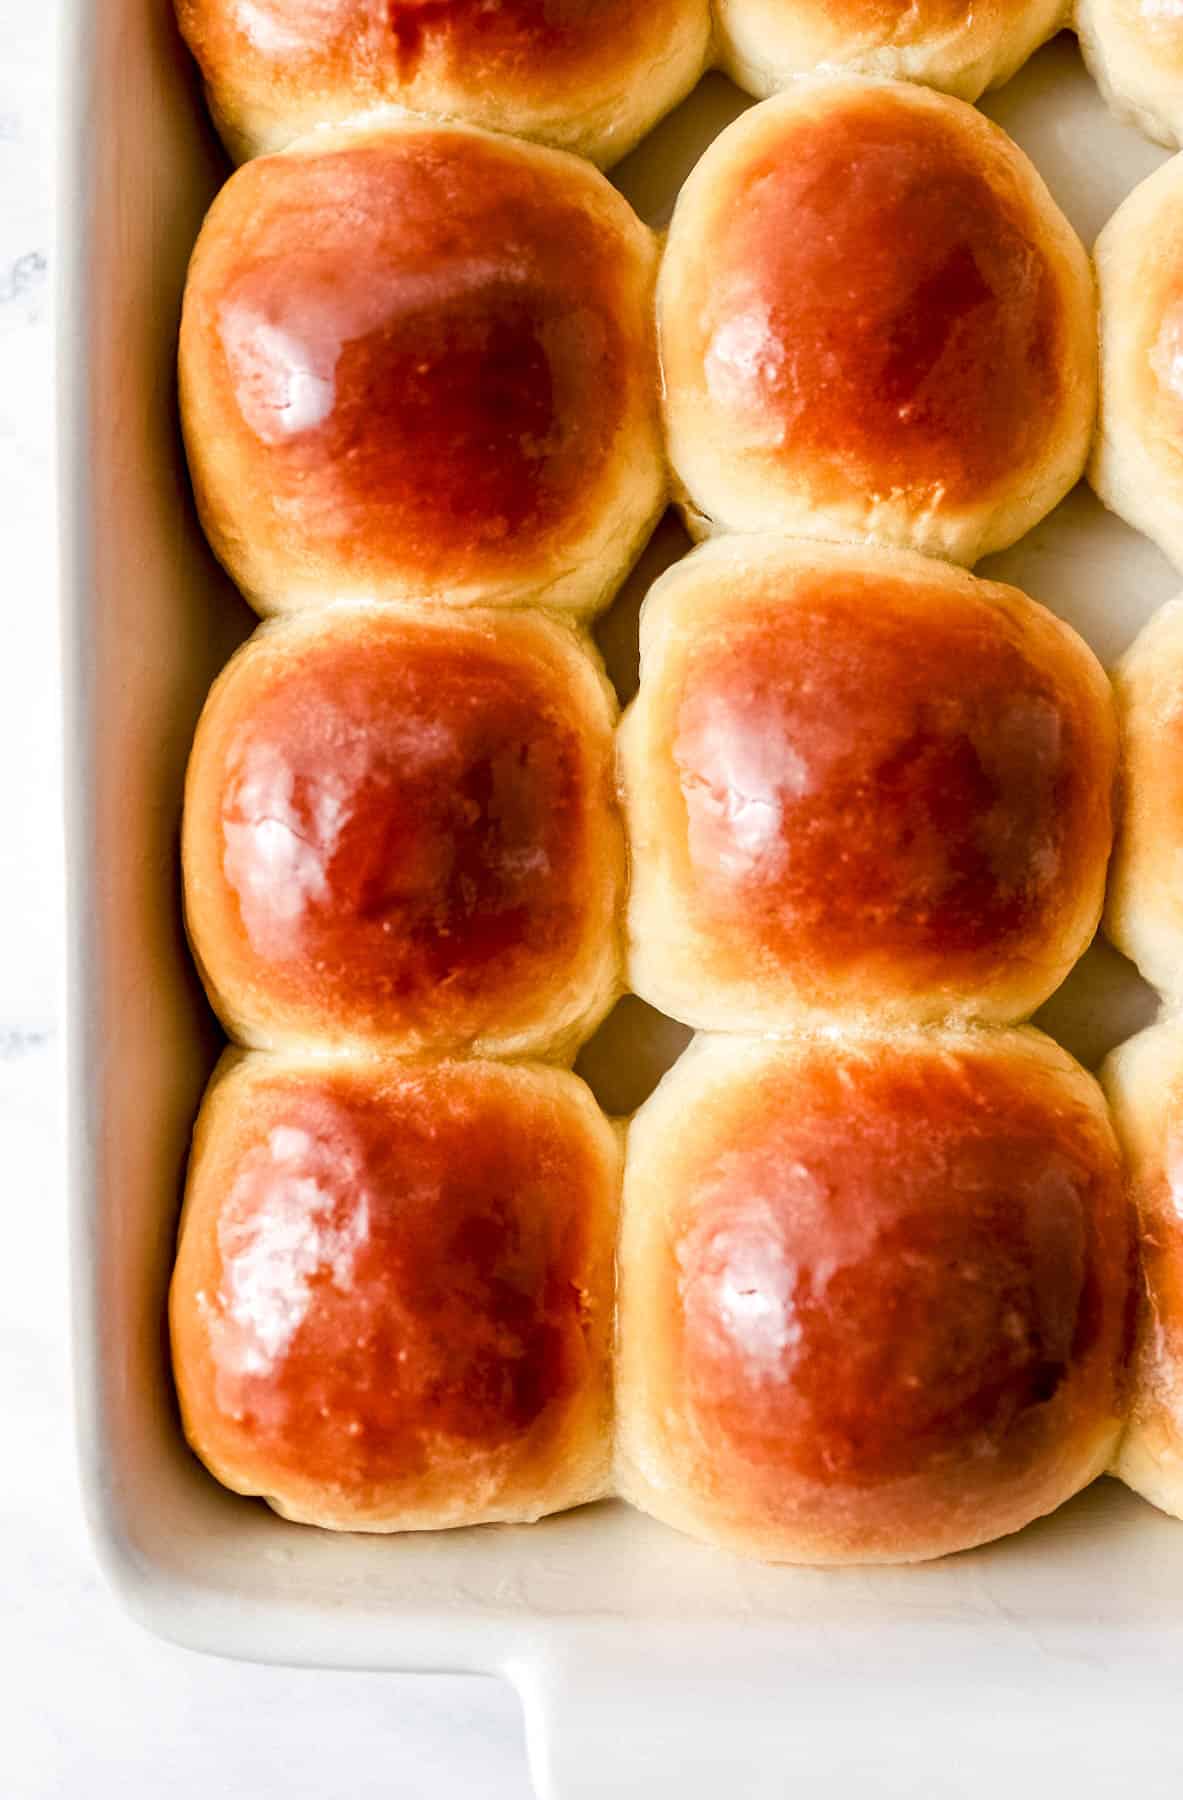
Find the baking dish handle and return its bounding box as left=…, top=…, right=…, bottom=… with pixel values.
left=514, top=1648, right=777, bottom=1800
left=511, top=1634, right=1180, bottom=1800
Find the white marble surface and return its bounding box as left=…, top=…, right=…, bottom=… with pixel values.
left=0, top=2, right=530, bottom=1791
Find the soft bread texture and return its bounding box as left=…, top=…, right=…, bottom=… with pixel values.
left=178, top=118, right=665, bottom=619
left=621, top=537, right=1117, bottom=1032
left=1091, top=155, right=1183, bottom=571
left=657, top=79, right=1096, bottom=566
left=1076, top=0, right=1183, bottom=148
left=617, top=1028, right=1132, bottom=1565
left=717, top=0, right=1066, bottom=104
left=174, top=0, right=712, bottom=167
left=183, top=604, right=623, bottom=1060
left=1104, top=599, right=1183, bottom=992
left=1102, top=1020, right=1183, bottom=1520
left=170, top=1051, right=621, bottom=1532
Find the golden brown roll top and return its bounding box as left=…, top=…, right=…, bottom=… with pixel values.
left=169, top=1052, right=621, bottom=1531
left=621, top=538, right=1117, bottom=1033
left=174, top=0, right=712, bottom=166
left=179, top=119, right=665, bottom=618
left=1104, top=599, right=1183, bottom=994
left=716, top=0, right=1065, bottom=104
left=658, top=80, right=1096, bottom=566
left=1091, top=156, right=1183, bottom=571
left=183, top=605, right=623, bottom=1060
left=1077, top=0, right=1183, bottom=148
left=617, top=1028, right=1132, bottom=1564
left=1102, top=1020, right=1183, bottom=1521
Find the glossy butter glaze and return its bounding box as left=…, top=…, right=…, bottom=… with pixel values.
left=670, top=572, right=1101, bottom=971
left=178, top=126, right=662, bottom=611
left=179, top=0, right=685, bottom=99
left=174, top=0, right=714, bottom=167
left=381, top=0, right=639, bottom=75
left=184, top=609, right=621, bottom=1052
left=210, top=143, right=619, bottom=561
left=170, top=1058, right=616, bottom=1523
left=617, top=1033, right=1132, bottom=1560
left=673, top=1051, right=1123, bottom=1493
left=615, top=1034, right=1134, bottom=1561
left=695, top=95, right=1063, bottom=505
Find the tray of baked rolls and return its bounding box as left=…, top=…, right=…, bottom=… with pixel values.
left=61, top=1, right=1183, bottom=1794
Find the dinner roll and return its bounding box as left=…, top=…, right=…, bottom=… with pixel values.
left=183, top=604, right=622, bottom=1060
left=622, top=537, right=1117, bottom=1033
left=1102, top=1020, right=1183, bottom=1521
left=1091, top=156, right=1183, bottom=571
left=717, top=0, right=1065, bottom=105
left=174, top=0, right=711, bottom=167
left=1077, top=0, right=1183, bottom=149
left=1104, top=598, right=1183, bottom=993
left=617, top=1028, right=1131, bottom=1564
left=170, top=1051, right=620, bottom=1531
left=179, top=119, right=664, bottom=618
left=658, top=80, right=1096, bottom=566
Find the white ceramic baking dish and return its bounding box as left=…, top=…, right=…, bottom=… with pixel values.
left=59, top=5, right=1183, bottom=1792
